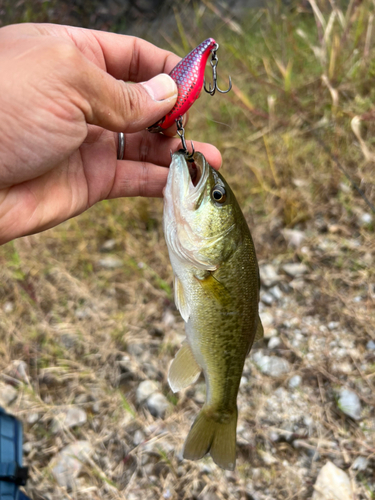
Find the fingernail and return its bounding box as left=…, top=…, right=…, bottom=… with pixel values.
left=141, top=74, right=177, bottom=102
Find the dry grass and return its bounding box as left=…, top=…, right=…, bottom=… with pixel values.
left=0, top=1, right=374, bottom=499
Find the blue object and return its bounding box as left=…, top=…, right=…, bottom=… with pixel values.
left=0, top=407, right=29, bottom=500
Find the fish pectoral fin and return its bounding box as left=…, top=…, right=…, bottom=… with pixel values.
left=194, top=272, right=231, bottom=305
left=183, top=406, right=238, bottom=471
left=254, top=315, right=264, bottom=343
left=168, top=341, right=201, bottom=393
left=174, top=276, right=190, bottom=322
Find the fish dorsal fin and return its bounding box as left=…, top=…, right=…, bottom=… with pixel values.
left=194, top=272, right=231, bottom=305
left=174, top=276, right=190, bottom=322
left=254, top=315, right=264, bottom=342
left=168, top=341, right=201, bottom=393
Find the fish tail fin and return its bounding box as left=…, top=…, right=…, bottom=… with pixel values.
left=183, top=406, right=238, bottom=471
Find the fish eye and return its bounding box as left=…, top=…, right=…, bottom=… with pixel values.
left=211, top=185, right=227, bottom=204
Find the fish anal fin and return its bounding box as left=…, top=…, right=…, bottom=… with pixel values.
left=194, top=272, right=231, bottom=305
left=168, top=342, right=201, bottom=393
left=254, top=315, right=264, bottom=343
left=174, top=276, right=190, bottom=322
left=183, top=406, right=238, bottom=471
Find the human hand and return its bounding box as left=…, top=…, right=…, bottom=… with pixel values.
left=0, top=23, right=222, bottom=245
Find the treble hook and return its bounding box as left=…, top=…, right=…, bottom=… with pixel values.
left=176, top=117, right=195, bottom=161
left=204, top=43, right=232, bottom=97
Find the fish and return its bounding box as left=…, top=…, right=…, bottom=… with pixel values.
left=148, top=38, right=217, bottom=132
left=163, top=151, right=263, bottom=470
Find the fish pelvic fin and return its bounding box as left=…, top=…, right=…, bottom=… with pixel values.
left=183, top=406, right=238, bottom=471
left=168, top=341, right=201, bottom=393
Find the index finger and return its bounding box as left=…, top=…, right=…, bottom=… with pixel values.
left=65, top=26, right=181, bottom=82
left=4, top=23, right=181, bottom=83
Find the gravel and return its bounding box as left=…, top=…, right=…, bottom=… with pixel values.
left=337, top=388, right=362, bottom=420
left=52, top=407, right=88, bottom=433
left=282, top=263, right=308, bottom=278
left=252, top=351, right=291, bottom=377
left=288, top=374, right=302, bottom=389
left=259, top=264, right=281, bottom=287
left=98, top=256, right=123, bottom=268
left=136, top=380, right=159, bottom=404
left=50, top=441, right=93, bottom=489
left=282, top=229, right=306, bottom=248
left=312, top=461, right=353, bottom=500
left=0, top=383, right=17, bottom=406
left=352, top=456, right=369, bottom=471
left=147, top=392, right=170, bottom=418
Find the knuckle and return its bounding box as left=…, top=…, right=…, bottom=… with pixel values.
left=119, top=82, right=147, bottom=121
left=138, top=161, right=149, bottom=197
left=128, top=38, right=142, bottom=82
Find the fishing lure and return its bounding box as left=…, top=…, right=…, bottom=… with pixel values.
left=148, top=38, right=231, bottom=154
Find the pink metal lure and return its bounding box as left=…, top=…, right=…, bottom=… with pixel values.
left=148, top=38, right=230, bottom=134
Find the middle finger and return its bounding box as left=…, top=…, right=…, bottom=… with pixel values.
left=123, top=129, right=222, bottom=170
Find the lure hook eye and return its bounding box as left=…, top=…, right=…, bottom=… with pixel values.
left=204, top=43, right=232, bottom=97
left=176, top=117, right=195, bottom=160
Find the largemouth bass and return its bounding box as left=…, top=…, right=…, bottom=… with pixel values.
left=163, top=151, right=263, bottom=470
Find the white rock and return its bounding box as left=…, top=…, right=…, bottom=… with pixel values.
left=282, top=229, right=306, bottom=248
left=23, top=442, right=32, bottom=454
left=282, top=263, right=308, bottom=278
left=7, top=360, right=28, bottom=382
left=98, top=256, right=123, bottom=269
left=64, top=408, right=87, bottom=427
left=51, top=441, right=93, bottom=489
left=359, top=213, right=373, bottom=225
left=133, top=430, right=145, bottom=446
left=100, top=239, right=116, bottom=252
left=259, top=311, right=274, bottom=328
left=338, top=388, right=362, bottom=420
left=52, top=408, right=87, bottom=433
left=3, top=301, right=14, bottom=313
left=259, top=450, right=277, bottom=465
left=0, top=383, right=17, bottom=406
left=269, top=285, right=283, bottom=300
left=27, top=413, right=39, bottom=424
left=268, top=337, right=281, bottom=349
left=289, top=375, right=302, bottom=389
left=366, top=340, right=375, bottom=351
left=352, top=456, right=368, bottom=471
left=264, top=328, right=278, bottom=339
left=92, top=402, right=100, bottom=414
left=312, top=461, right=353, bottom=500
left=259, top=265, right=280, bottom=287
left=147, top=392, right=169, bottom=418
left=136, top=380, right=159, bottom=404
left=328, top=321, right=340, bottom=330
left=162, top=309, right=176, bottom=327
left=253, top=352, right=291, bottom=377
left=260, top=292, right=274, bottom=305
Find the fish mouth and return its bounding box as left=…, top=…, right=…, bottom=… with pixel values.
left=187, top=157, right=201, bottom=187
left=182, top=151, right=208, bottom=195
left=165, top=151, right=209, bottom=212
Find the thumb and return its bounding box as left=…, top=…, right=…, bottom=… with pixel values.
left=75, top=60, right=178, bottom=133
